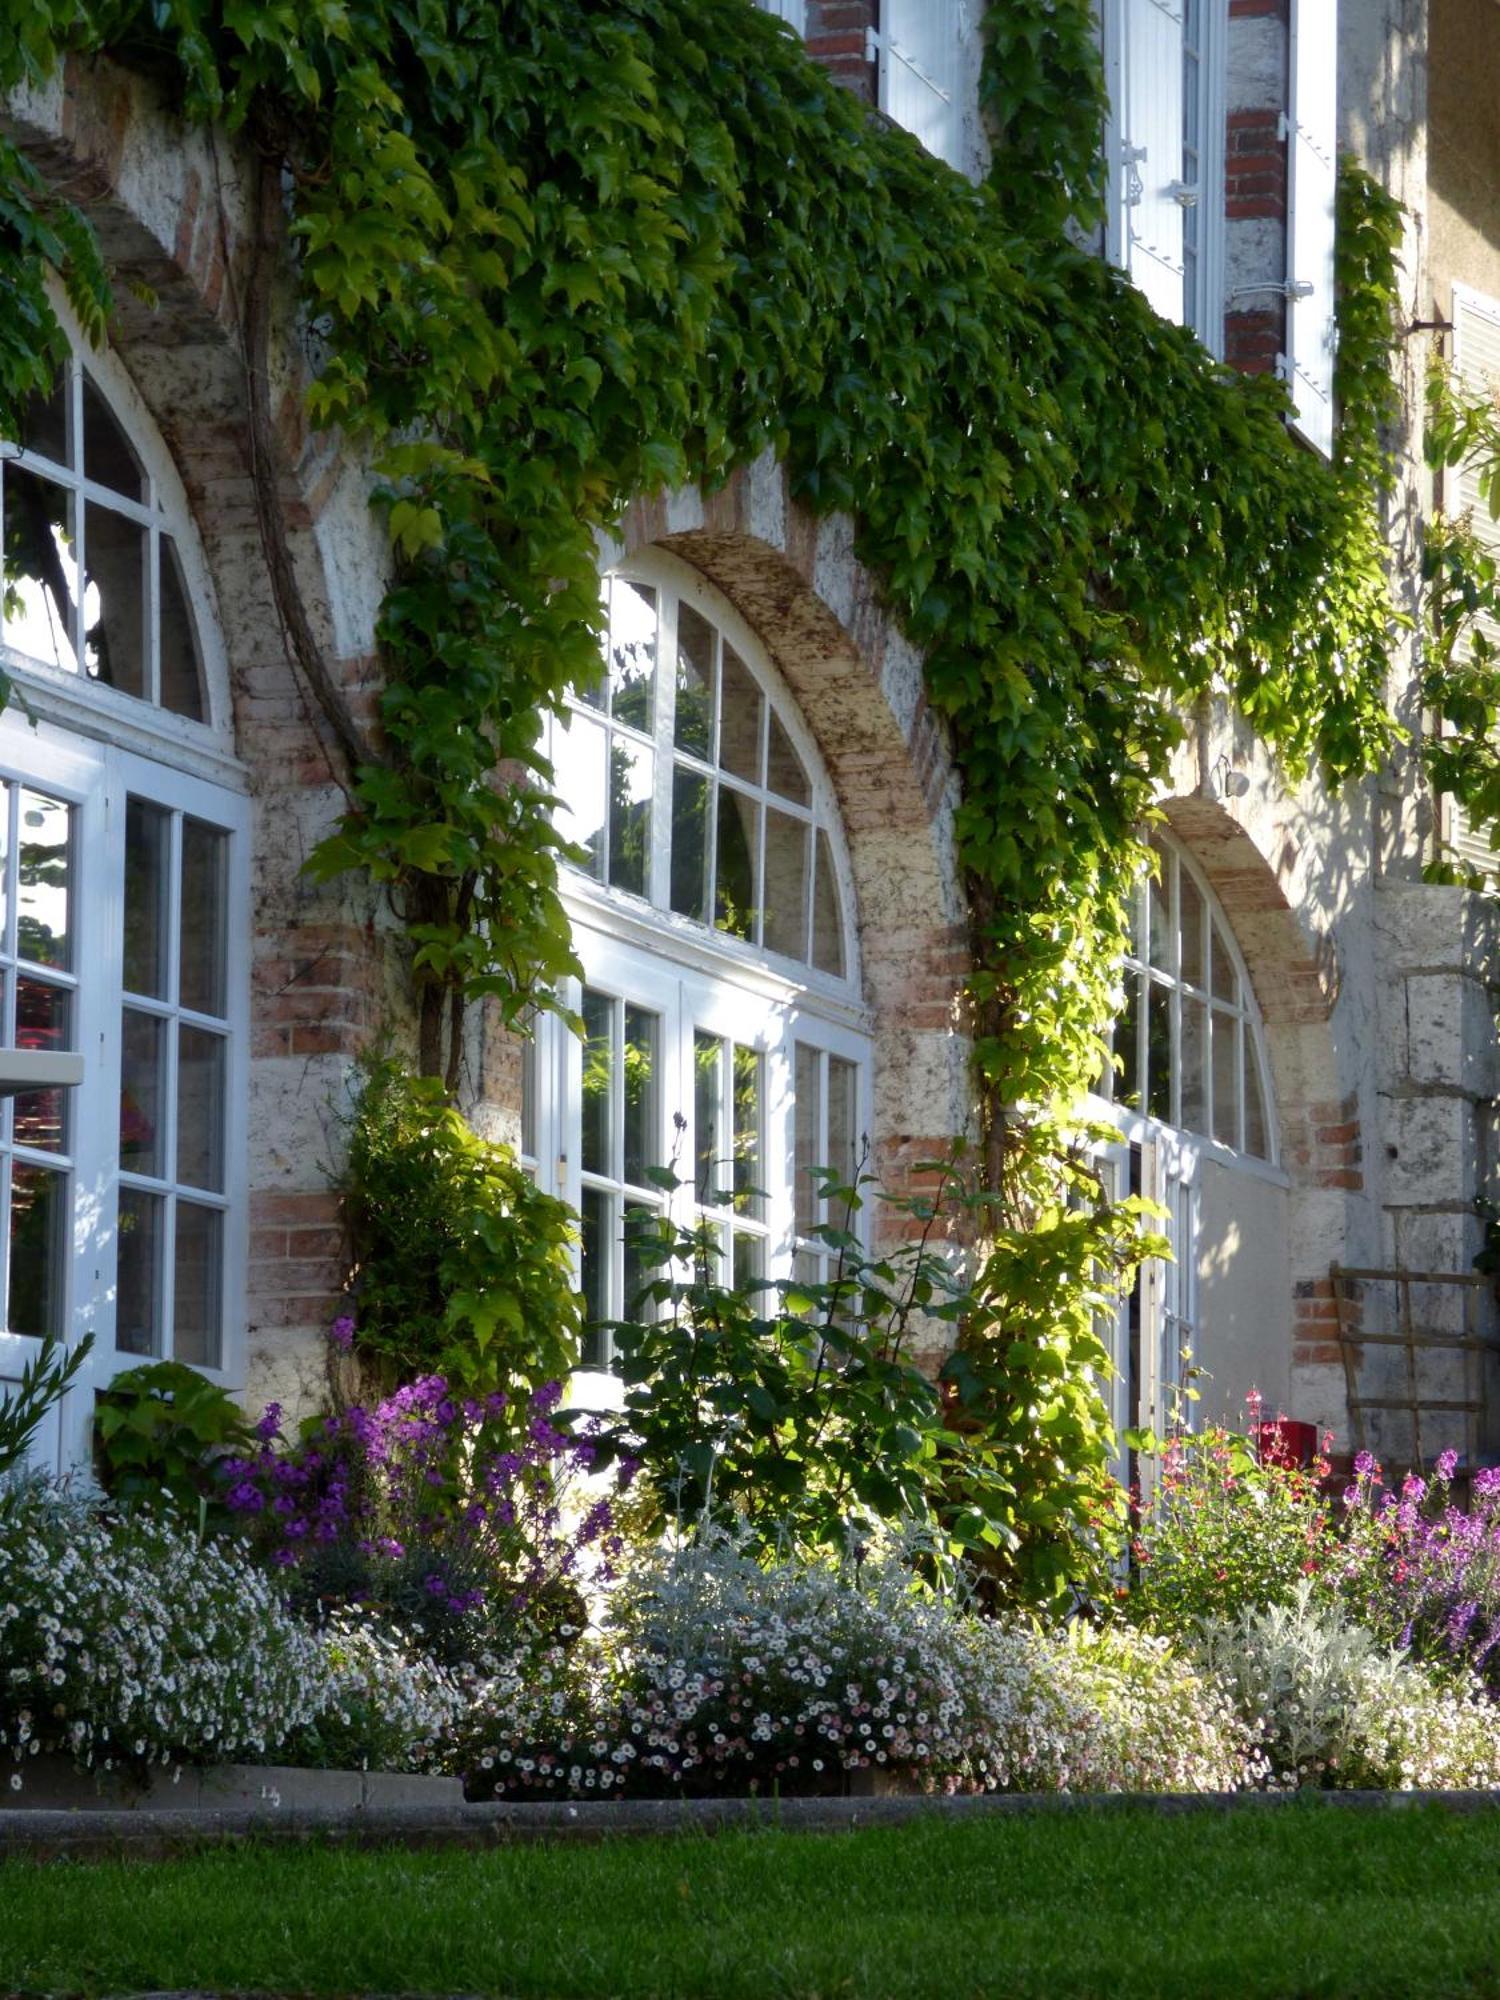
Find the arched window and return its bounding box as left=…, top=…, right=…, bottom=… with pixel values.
left=1094, top=832, right=1285, bottom=1438
left=527, top=552, right=871, bottom=1368
left=0, top=323, right=247, bottom=1467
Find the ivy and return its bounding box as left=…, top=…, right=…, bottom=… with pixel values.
left=0, top=2, right=1418, bottom=1569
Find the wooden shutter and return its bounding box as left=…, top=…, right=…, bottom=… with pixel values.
left=879, top=0, right=965, bottom=170
left=1283, top=0, right=1339, bottom=456
left=1447, top=288, right=1500, bottom=876
left=1118, top=0, right=1187, bottom=323
left=755, top=0, right=806, bottom=35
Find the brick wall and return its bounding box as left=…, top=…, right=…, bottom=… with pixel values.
left=804, top=0, right=876, bottom=103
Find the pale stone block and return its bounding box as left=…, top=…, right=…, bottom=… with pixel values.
left=1403, top=973, right=1497, bottom=1095
left=1382, top=1094, right=1481, bottom=1207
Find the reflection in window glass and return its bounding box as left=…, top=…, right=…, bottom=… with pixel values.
left=9, top=1162, right=65, bottom=1338
left=554, top=713, right=608, bottom=879
left=81, top=373, right=145, bottom=500
left=810, top=830, right=844, bottom=978
left=765, top=711, right=810, bottom=805
left=177, top=1025, right=227, bottom=1193
left=1147, top=982, right=1172, bottom=1124
left=579, top=1185, right=610, bottom=1365
left=714, top=789, right=757, bottom=941
left=16, top=381, right=68, bottom=468
left=1211, top=1010, right=1239, bottom=1150
left=581, top=989, right=612, bottom=1178
left=180, top=819, right=228, bottom=1018
left=694, top=1031, right=723, bottom=1206
left=622, top=1005, right=657, bottom=1189
left=718, top=644, right=762, bottom=784
left=3, top=469, right=79, bottom=673
left=124, top=799, right=170, bottom=998
left=828, top=1056, right=858, bottom=1191
left=607, top=737, right=652, bottom=897
left=159, top=538, right=206, bottom=721
left=82, top=502, right=147, bottom=697
left=1180, top=994, right=1208, bottom=1136
left=115, top=1186, right=162, bottom=1356
left=172, top=1200, right=222, bottom=1368
left=732, top=1044, right=762, bottom=1218
left=1245, top=1046, right=1269, bottom=1159
left=16, top=792, right=70, bottom=971
left=674, top=603, right=715, bottom=758
left=608, top=579, right=656, bottom=731
left=794, top=1041, right=820, bottom=1237
left=120, top=1008, right=165, bottom=1176
left=13, top=978, right=69, bottom=1155
left=669, top=766, right=710, bottom=922
left=762, top=808, right=807, bottom=960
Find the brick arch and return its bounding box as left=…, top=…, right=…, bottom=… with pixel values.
left=3, top=57, right=388, bottom=1412
left=1157, top=794, right=1368, bottom=1425
left=609, top=453, right=977, bottom=1239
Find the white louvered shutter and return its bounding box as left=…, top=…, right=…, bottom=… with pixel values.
left=1118, top=0, right=1187, bottom=323
left=879, top=0, right=966, bottom=170
left=1447, top=289, right=1500, bottom=877
left=755, top=0, right=806, bottom=34
left=1283, top=0, right=1339, bottom=457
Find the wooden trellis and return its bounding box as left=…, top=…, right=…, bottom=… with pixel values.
left=1331, top=1264, right=1499, bottom=1468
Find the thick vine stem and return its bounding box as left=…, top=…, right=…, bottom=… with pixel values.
left=242, top=148, right=370, bottom=797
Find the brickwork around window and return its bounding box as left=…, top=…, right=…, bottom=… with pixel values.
left=804, top=0, right=877, bottom=104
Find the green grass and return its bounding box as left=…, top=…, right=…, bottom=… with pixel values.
left=5, top=1805, right=1500, bottom=1997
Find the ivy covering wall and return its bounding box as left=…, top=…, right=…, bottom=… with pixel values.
left=0, top=0, right=1444, bottom=1514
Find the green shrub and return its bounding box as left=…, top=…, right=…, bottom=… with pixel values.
left=92, top=1361, right=254, bottom=1520
left=0, top=1333, right=91, bottom=1477
left=340, top=1056, right=580, bottom=1397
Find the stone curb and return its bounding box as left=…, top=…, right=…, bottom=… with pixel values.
left=5, top=1786, right=1500, bottom=1863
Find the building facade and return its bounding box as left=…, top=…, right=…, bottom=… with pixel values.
left=1, top=0, right=1497, bottom=1475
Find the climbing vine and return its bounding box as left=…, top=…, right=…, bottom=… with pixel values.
left=0, top=1, right=1420, bottom=1533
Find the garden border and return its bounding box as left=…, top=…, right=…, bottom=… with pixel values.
left=5, top=1789, right=1500, bottom=1864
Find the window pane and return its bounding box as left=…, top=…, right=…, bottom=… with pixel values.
left=17, top=791, right=71, bottom=971
left=554, top=713, right=607, bottom=880
left=765, top=711, right=811, bottom=806
left=115, top=1186, right=162, bottom=1355
left=1210, top=924, right=1236, bottom=1003
left=733, top=1232, right=763, bottom=1290
left=8, top=1163, right=65, bottom=1338
left=13, top=377, right=69, bottom=468
left=121, top=1008, right=166, bottom=1177
left=1148, top=866, right=1172, bottom=974
left=828, top=1055, right=858, bottom=1192
left=82, top=502, right=147, bottom=697
left=732, top=1044, right=763, bottom=1219
left=608, top=579, right=656, bottom=732
left=714, top=788, right=758, bottom=941
left=762, top=808, right=808, bottom=960
left=694, top=1030, right=724, bottom=1206
left=1116, top=971, right=1141, bottom=1109
left=810, top=829, right=845, bottom=978
left=1180, top=994, right=1208, bottom=1136
left=623, top=1199, right=655, bottom=1319
left=520, top=1030, right=538, bottom=1162
left=13, top=978, right=70, bottom=1155
left=607, top=737, right=652, bottom=897
left=159, top=537, right=206, bottom=721
left=1244, top=1045, right=1269, bottom=1159
left=81, top=372, right=145, bottom=500
left=1178, top=868, right=1206, bottom=989
left=173, top=1199, right=222, bottom=1368
left=581, top=988, right=613, bottom=1178
left=2, top=468, right=79, bottom=673
left=669, top=765, right=711, bottom=922
left=124, top=798, right=170, bottom=998
left=622, top=1005, right=658, bottom=1189
left=177, top=1025, right=226, bottom=1193
left=674, top=603, right=715, bottom=759
left=579, top=1184, right=611, bottom=1365
left=1211, top=1010, right=1240, bottom=1149
left=794, top=1041, right=821, bottom=1237
left=718, top=644, right=762, bottom=784
left=1146, top=981, right=1172, bottom=1123
left=179, top=818, right=228, bottom=1017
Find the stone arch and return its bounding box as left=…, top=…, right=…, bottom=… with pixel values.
left=609, top=452, right=977, bottom=1240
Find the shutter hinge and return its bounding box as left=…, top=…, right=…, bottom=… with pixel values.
left=1121, top=142, right=1147, bottom=207
left=1277, top=110, right=1292, bottom=143
left=1167, top=180, right=1199, bottom=209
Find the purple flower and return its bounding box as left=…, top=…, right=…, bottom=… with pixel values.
left=1436, top=1448, right=1460, bottom=1482
left=254, top=1402, right=283, bottom=1443
left=328, top=1313, right=356, bottom=1352
left=1354, top=1450, right=1377, bottom=1478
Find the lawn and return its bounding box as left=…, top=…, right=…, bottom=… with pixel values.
left=5, top=1804, right=1500, bottom=1998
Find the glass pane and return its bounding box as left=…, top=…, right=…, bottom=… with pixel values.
left=8, top=1163, right=65, bottom=1338
left=1116, top=971, right=1141, bottom=1109
left=159, top=537, right=205, bottom=720
left=607, top=578, right=656, bottom=732
left=82, top=502, right=147, bottom=697
left=674, top=603, right=715, bottom=759
left=765, top=711, right=811, bottom=806
left=13, top=978, right=70, bottom=1155
left=733, top=1232, right=763, bottom=1291
left=607, top=737, right=652, bottom=897
left=714, top=788, right=758, bottom=941
left=17, top=791, right=71, bottom=970
left=1210, top=923, right=1237, bottom=1003
left=669, top=765, right=711, bottom=922
left=1148, top=865, right=1172, bottom=974
left=124, top=798, right=170, bottom=998
left=623, top=1199, right=655, bottom=1320
left=177, top=1025, right=226, bottom=1193
left=554, top=713, right=607, bottom=879
left=694, top=1030, right=723, bottom=1205
left=732, top=1044, right=763, bottom=1218
left=1181, top=994, right=1208, bottom=1137
left=810, top=830, right=845, bottom=978
left=1244, top=1044, right=1269, bottom=1159
left=828, top=1055, right=858, bottom=1193
left=762, top=808, right=808, bottom=960
left=13, top=377, right=69, bottom=467
left=1179, top=868, right=1206, bottom=990
left=179, top=818, right=228, bottom=1018
left=794, top=1041, right=821, bottom=1237
left=173, top=1199, right=222, bottom=1369
left=718, top=643, right=762, bottom=784
left=579, top=1184, right=611, bottom=1366
left=81, top=373, right=145, bottom=500
left=2, top=468, right=79, bottom=672
left=115, top=1185, right=162, bottom=1356
left=1146, top=981, right=1172, bottom=1123
left=580, top=988, right=613, bottom=1178
left=520, top=1030, right=538, bottom=1161
left=622, top=1004, right=658, bottom=1189
left=1211, top=1009, right=1240, bottom=1149
left=121, top=1008, right=166, bottom=1177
